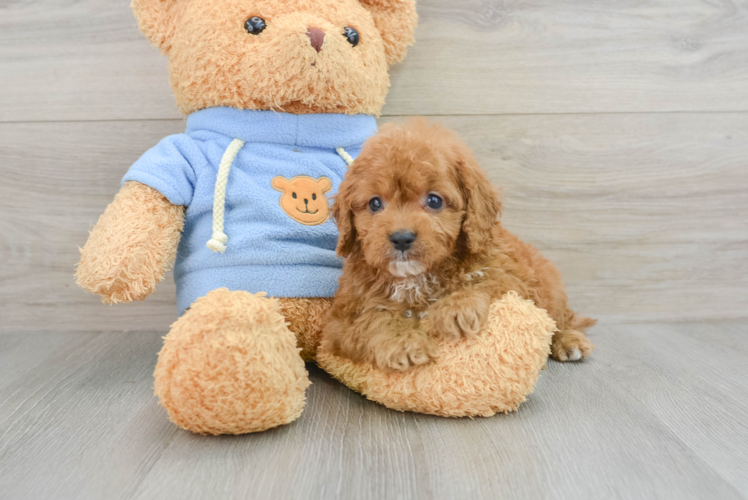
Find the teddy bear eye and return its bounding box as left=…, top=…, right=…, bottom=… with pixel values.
left=369, top=197, right=383, bottom=213
left=426, top=194, right=443, bottom=211
left=245, top=16, right=266, bottom=35
left=312, top=193, right=317, bottom=201
left=292, top=192, right=297, bottom=199
left=344, top=27, right=360, bottom=47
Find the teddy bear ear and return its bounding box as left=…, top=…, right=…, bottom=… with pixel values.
left=317, top=177, right=333, bottom=193
left=131, top=0, right=187, bottom=54
left=271, top=176, right=289, bottom=192
left=359, top=0, right=418, bottom=65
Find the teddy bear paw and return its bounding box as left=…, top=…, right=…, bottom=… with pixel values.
left=153, top=288, right=310, bottom=435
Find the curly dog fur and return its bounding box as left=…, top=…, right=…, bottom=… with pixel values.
left=322, top=118, right=595, bottom=371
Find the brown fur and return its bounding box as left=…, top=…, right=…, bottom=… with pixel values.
left=155, top=289, right=310, bottom=435
left=317, top=291, right=555, bottom=417
left=323, top=119, right=595, bottom=371
left=131, top=0, right=417, bottom=116
left=76, top=181, right=185, bottom=303
left=278, top=297, right=334, bottom=361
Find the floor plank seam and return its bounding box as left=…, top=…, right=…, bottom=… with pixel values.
left=3, top=109, right=748, bottom=126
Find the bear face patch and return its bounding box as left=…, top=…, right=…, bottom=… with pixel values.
left=272, top=175, right=332, bottom=226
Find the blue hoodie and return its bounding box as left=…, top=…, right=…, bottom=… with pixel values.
left=122, top=107, right=377, bottom=314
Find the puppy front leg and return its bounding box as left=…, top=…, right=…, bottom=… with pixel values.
left=429, top=280, right=492, bottom=343
left=331, top=309, right=437, bottom=372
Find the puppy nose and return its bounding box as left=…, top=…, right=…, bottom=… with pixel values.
left=306, top=27, right=325, bottom=53
left=389, top=231, right=417, bottom=252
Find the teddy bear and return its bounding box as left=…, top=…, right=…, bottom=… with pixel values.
left=76, top=0, right=555, bottom=435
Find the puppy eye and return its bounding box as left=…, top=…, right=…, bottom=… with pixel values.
left=245, top=16, right=266, bottom=35
left=426, top=194, right=443, bottom=211
left=292, top=192, right=297, bottom=199
left=344, top=27, right=360, bottom=46
left=369, top=197, right=383, bottom=213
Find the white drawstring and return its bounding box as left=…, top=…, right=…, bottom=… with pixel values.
left=206, top=143, right=353, bottom=253
left=207, top=138, right=245, bottom=253
left=336, top=147, right=354, bottom=166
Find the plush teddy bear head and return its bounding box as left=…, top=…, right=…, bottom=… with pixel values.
left=131, top=0, right=417, bottom=116
left=272, top=175, right=333, bottom=225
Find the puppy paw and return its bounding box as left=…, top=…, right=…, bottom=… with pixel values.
left=429, top=293, right=489, bottom=343
left=374, top=330, right=437, bottom=372
left=551, top=330, right=594, bottom=362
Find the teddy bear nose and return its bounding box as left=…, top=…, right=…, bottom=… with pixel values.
left=306, top=27, right=325, bottom=53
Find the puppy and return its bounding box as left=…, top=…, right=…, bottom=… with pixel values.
left=322, top=119, right=595, bottom=371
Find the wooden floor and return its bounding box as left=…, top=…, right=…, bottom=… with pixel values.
left=2, top=0, right=748, bottom=498
left=1, top=323, right=747, bottom=500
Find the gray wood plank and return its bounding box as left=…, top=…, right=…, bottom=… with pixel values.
left=0, top=332, right=179, bottom=500
left=2, top=0, right=748, bottom=122
left=601, top=323, right=748, bottom=494
left=669, top=322, right=748, bottom=358
left=1, top=113, right=747, bottom=332
left=0, top=120, right=182, bottom=334
left=1, top=326, right=746, bottom=500
left=0, top=333, right=94, bottom=392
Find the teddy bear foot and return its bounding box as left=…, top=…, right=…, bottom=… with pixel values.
left=153, top=288, right=310, bottom=435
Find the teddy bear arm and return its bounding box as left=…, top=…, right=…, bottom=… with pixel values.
left=76, top=181, right=185, bottom=303
left=317, top=291, right=556, bottom=417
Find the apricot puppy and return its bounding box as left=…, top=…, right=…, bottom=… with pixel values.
left=322, top=119, right=595, bottom=371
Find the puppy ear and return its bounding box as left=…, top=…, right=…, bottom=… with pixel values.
left=456, top=153, right=502, bottom=255
left=359, top=0, right=418, bottom=65
left=331, top=179, right=357, bottom=258
left=272, top=176, right=289, bottom=192
left=131, top=0, right=188, bottom=54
